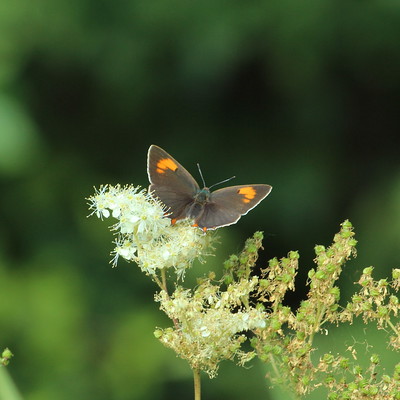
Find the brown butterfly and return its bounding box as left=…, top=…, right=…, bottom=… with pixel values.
left=147, top=145, right=272, bottom=230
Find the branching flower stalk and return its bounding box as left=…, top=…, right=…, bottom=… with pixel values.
left=89, top=186, right=400, bottom=399
left=251, top=220, right=400, bottom=398
left=88, top=185, right=266, bottom=396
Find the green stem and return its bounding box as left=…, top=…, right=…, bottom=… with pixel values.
left=268, top=354, right=281, bottom=379
left=0, top=367, right=23, bottom=400
left=193, top=368, right=201, bottom=400
left=161, top=269, right=167, bottom=292
left=153, top=269, right=168, bottom=293
left=156, top=269, right=181, bottom=331
left=387, top=319, right=399, bottom=336
left=153, top=274, right=164, bottom=291
left=309, top=303, right=326, bottom=345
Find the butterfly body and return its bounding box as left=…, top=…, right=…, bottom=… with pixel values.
left=147, top=145, right=272, bottom=230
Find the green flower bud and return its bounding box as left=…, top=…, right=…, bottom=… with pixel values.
left=281, top=258, right=290, bottom=268
left=352, top=365, right=362, bottom=375
left=341, top=229, right=353, bottom=238
left=377, top=306, right=388, bottom=317
left=2, top=348, right=13, bottom=359
left=392, top=269, right=400, bottom=280
left=281, top=306, right=291, bottom=316
left=330, top=287, right=340, bottom=300
left=368, top=386, right=379, bottom=396
left=282, top=274, right=292, bottom=283
left=325, top=375, right=335, bottom=385
left=315, top=270, right=326, bottom=280
left=348, top=382, right=358, bottom=391
left=224, top=275, right=233, bottom=285
left=358, top=378, right=367, bottom=389
left=259, top=279, right=270, bottom=289
left=263, top=344, right=274, bottom=353
left=349, top=238, right=358, bottom=246
left=342, top=220, right=353, bottom=229
left=361, top=302, right=372, bottom=311
left=363, top=267, right=374, bottom=275
left=246, top=243, right=257, bottom=254
left=326, top=249, right=334, bottom=257
left=270, top=318, right=281, bottom=331
left=341, top=390, right=351, bottom=399
left=301, top=375, right=310, bottom=386
left=323, top=353, right=335, bottom=364
left=326, top=263, right=337, bottom=273
left=351, top=295, right=362, bottom=303
left=314, top=245, right=326, bottom=254
left=253, top=231, right=264, bottom=240
left=328, top=392, right=339, bottom=400
left=269, top=258, right=279, bottom=268
left=239, top=254, right=248, bottom=264
left=296, top=331, right=305, bottom=340
left=154, top=329, right=163, bottom=339
left=339, top=358, right=349, bottom=369
left=370, top=288, right=380, bottom=297
left=370, top=354, right=380, bottom=364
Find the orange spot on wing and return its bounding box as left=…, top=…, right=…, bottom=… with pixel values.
left=171, top=218, right=177, bottom=225
left=192, top=223, right=199, bottom=227
left=156, top=158, right=178, bottom=173
left=238, top=187, right=257, bottom=200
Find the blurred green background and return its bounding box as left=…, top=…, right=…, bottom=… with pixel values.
left=1, top=1, right=400, bottom=399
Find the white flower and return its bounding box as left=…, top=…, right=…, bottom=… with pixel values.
left=155, top=278, right=267, bottom=377
left=88, top=184, right=213, bottom=276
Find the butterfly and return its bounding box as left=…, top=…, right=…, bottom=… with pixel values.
left=147, top=145, right=272, bottom=231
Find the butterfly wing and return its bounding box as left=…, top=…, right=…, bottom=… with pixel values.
left=195, top=184, right=272, bottom=229
left=147, top=145, right=200, bottom=220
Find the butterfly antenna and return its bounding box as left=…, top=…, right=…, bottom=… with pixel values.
left=209, top=175, right=236, bottom=190
left=197, top=163, right=207, bottom=187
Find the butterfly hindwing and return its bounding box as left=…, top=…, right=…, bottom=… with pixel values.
left=195, top=185, right=272, bottom=229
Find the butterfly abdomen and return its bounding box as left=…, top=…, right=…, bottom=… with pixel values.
left=184, top=188, right=210, bottom=220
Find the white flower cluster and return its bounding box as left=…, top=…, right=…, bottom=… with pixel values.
left=88, top=185, right=211, bottom=276
left=155, top=276, right=266, bottom=377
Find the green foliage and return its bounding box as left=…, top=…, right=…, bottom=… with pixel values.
left=2, top=1, right=400, bottom=399
left=249, top=221, right=399, bottom=398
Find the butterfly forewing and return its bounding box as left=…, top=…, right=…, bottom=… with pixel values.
left=147, top=145, right=199, bottom=220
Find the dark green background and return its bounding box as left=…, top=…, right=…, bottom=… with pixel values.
left=1, top=1, right=399, bottom=399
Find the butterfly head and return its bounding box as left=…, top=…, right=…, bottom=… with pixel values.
left=194, top=187, right=211, bottom=205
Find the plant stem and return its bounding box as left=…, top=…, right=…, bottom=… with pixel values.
left=0, top=367, right=23, bottom=400
left=193, top=368, right=201, bottom=400
left=161, top=268, right=167, bottom=292
left=387, top=319, right=399, bottom=336
left=153, top=269, right=168, bottom=292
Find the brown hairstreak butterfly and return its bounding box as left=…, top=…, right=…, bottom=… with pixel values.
left=147, top=145, right=272, bottom=231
